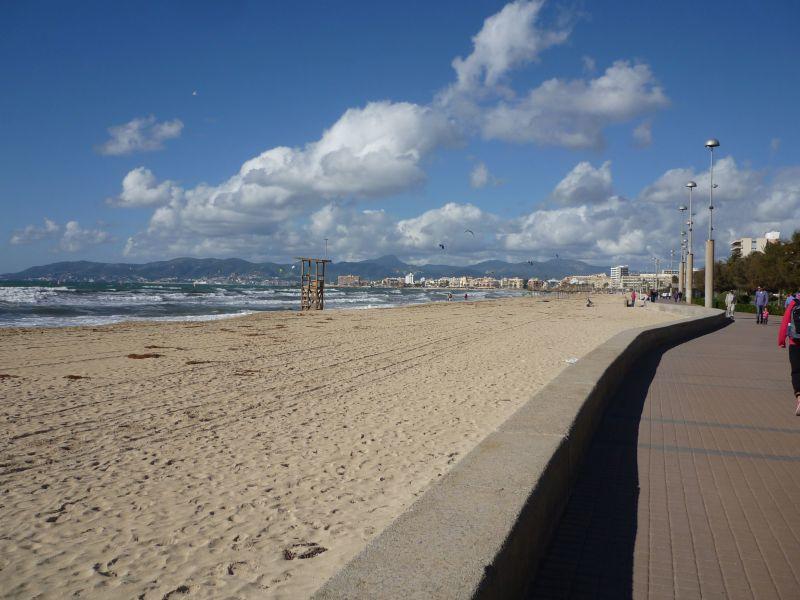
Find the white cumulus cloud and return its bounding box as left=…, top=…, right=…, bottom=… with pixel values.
left=9, top=219, right=111, bottom=252
left=469, top=162, right=501, bottom=188
left=552, top=161, right=612, bottom=205
left=119, top=101, right=458, bottom=255
left=633, top=120, right=653, bottom=147
left=451, top=0, right=569, bottom=92
left=114, top=153, right=800, bottom=270
left=59, top=221, right=113, bottom=252
left=110, top=167, right=181, bottom=207
left=482, top=61, right=669, bottom=148
left=10, top=218, right=60, bottom=244
left=103, top=2, right=678, bottom=264
left=98, top=115, right=184, bottom=156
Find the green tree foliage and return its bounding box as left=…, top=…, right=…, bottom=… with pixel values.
left=697, top=232, right=800, bottom=298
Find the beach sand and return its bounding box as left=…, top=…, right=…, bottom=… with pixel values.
left=0, top=295, right=677, bottom=599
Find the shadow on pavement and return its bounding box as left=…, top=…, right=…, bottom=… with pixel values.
left=522, top=342, right=668, bottom=600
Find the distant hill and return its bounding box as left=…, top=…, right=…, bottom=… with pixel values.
left=1, top=255, right=609, bottom=283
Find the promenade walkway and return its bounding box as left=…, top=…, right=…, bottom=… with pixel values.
left=525, top=313, right=800, bottom=599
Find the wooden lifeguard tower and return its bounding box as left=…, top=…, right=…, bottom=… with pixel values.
left=297, top=257, right=331, bottom=310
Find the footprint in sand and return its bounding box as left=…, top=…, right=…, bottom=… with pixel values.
left=162, top=585, right=190, bottom=599
left=283, top=541, right=328, bottom=560
left=92, top=557, right=119, bottom=578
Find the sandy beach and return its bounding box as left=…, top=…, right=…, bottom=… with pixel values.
left=0, top=295, right=677, bottom=599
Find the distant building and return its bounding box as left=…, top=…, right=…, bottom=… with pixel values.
left=500, top=277, right=525, bottom=289
left=730, top=231, right=780, bottom=258
left=527, top=278, right=543, bottom=291
left=337, top=274, right=362, bottom=286
left=404, top=272, right=415, bottom=286
left=610, top=265, right=629, bottom=288
left=620, top=274, right=645, bottom=290
left=381, top=277, right=404, bottom=287
left=639, top=272, right=673, bottom=288
left=469, top=277, right=500, bottom=288
left=563, top=273, right=612, bottom=290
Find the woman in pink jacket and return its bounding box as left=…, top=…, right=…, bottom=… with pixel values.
left=778, top=295, right=800, bottom=415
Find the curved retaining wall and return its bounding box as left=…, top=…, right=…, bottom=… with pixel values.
left=313, top=303, right=726, bottom=600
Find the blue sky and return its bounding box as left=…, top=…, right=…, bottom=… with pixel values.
left=3, top=0, right=800, bottom=272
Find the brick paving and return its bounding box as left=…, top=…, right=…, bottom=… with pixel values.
left=525, top=313, right=800, bottom=599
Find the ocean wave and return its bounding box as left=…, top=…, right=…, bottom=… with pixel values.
left=0, top=286, right=72, bottom=304
left=0, top=310, right=256, bottom=329
left=0, top=283, right=526, bottom=328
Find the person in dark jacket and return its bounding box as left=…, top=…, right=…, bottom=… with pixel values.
left=755, top=286, right=769, bottom=324
left=778, top=294, right=800, bottom=415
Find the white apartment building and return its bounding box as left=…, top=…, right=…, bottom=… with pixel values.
left=730, top=231, right=779, bottom=258
left=404, top=272, right=415, bottom=286
left=564, top=273, right=612, bottom=290
left=500, top=277, right=525, bottom=289
left=610, top=265, right=629, bottom=288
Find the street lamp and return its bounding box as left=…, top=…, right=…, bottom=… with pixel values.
left=685, top=181, right=697, bottom=303
left=670, top=248, right=675, bottom=293
left=651, top=256, right=661, bottom=296
left=678, top=205, right=688, bottom=297
left=704, top=138, right=720, bottom=308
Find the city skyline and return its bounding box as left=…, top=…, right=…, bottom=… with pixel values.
left=3, top=1, right=800, bottom=273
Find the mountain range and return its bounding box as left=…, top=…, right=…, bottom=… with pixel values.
left=1, top=255, right=609, bottom=282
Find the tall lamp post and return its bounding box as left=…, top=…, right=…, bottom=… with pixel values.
left=704, top=138, right=720, bottom=308
left=669, top=248, right=675, bottom=294
left=685, top=181, right=697, bottom=303
left=652, top=256, right=661, bottom=296
left=678, top=205, right=688, bottom=297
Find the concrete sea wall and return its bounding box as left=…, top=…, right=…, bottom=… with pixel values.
left=314, top=303, right=726, bottom=600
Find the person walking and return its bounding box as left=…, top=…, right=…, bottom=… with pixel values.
left=755, top=286, right=769, bottom=324
left=778, top=293, right=800, bottom=415
left=786, top=291, right=800, bottom=309
left=724, top=290, right=736, bottom=319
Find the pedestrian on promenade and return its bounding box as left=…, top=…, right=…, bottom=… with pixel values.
left=755, top=286, right=769, bottom=324
left=631, top=290, right=637, bottom=307
left=724, top=290, right=736, bottom=319
left=777, top=293, right=800, bottom=415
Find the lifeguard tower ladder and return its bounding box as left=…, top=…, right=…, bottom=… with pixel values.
left=297, top=257, right=331, bottom=310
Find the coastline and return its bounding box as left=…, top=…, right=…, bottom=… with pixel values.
left=0, top=296, right=678, bottom=599
left=0, top=282, right=527, bottom=329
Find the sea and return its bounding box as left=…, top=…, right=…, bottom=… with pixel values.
left=0, top=281, right=528, bottom=328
